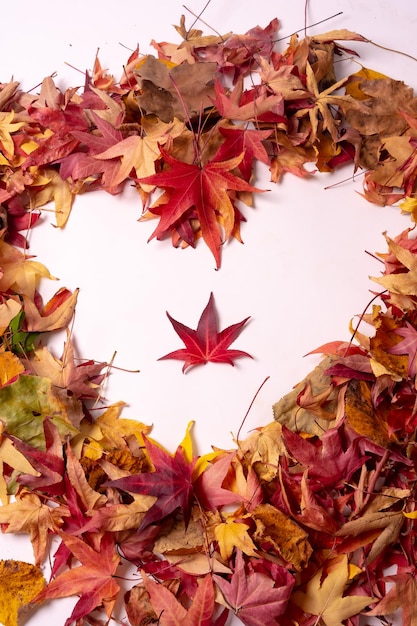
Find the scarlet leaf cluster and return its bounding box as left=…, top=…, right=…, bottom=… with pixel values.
left=1, top=11, right=417, bottom=626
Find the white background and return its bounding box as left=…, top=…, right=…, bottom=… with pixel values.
left=0, top=1, right=416, bottom=624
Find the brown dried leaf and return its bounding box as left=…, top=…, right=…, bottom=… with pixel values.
left=273, top=356, right=340, bottom=435
left=252, top=503, right=312, bottom=571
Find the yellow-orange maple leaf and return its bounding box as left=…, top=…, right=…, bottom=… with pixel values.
left=291, top=555, right=375, bottom=626
left=214, top=516, right=258, bottom=561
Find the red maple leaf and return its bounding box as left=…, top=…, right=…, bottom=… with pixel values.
left=159, top=292, right=252, bottom=373
left=213, top=551, right=294, bottom=626
left=215, top=125, right=272, bottom=181
left=32, top=531, right=121, bottom=626
left=107, top=434, right=195, bottom=530
left=139, top=146, right=262, bottom=268
left=143, top=572, right=219, bottom=626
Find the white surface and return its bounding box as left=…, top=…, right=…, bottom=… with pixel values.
left=0, top=1, right=416, bottom=624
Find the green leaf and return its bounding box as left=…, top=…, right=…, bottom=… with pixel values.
left=0, top=375, right=82, bottom=448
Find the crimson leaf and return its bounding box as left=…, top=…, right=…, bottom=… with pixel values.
left=159, top=292, right=252, bottom=373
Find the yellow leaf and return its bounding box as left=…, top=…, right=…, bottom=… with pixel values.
left=345, top=67, right=389, bottom=100
left=214, top=517, right=258, bottom=561
left=0, top=239, right=55, bottom=299
left=87, top=402, right=152, bottom=451
left=400, top=196, right=417, bottom=223
left=179, top=420, right=195, bottom=464
left=0, top=351, right=25, bottom=387
left=0, top=297, right=21, bottom=336
left=291, top=555, right=375, bottom=626
left=0, top=111, right=25, bottom=158
left=30, top=168, right=75, bottom=227
left=0, top=559, right=45, bottom=626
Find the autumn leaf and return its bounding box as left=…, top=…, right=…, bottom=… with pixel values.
left=336, top=509, right=404, bottom=564
left=22, top=287, right=79, bottom=333
left=159, top=292, right=252, bottom=372
left=134, top=55, right=217, bottom=122
left=367, top=566, right=417, bottom=626
left=0, top=239, right=55, bottom=299
left=273, top=356, right=339, bottom=435
left=93, top=115, right=185, bottom=190
left=295, top=62, right=368, bottom=143
left=0, top=374, right=82, bottom=448
left=10, top=420, right=65, bottom=497
left=251, top=503, right=312, bottom=572
left=215, top=516, right=258, bottom=561
left=214, top=124, right=272, bottom=182
left=0, top=349, right=25, bottom=386
left=107, top=433, right=195, bottom=530
left=212, top=76, right=284, bottom=123
left=194, top=451, right=244, bottom=510
left=143, top=572, right=216, bottom=626
left=0, top=111, right=25, bottom=159
left=0, top=488, right=65, bottom=565
left=29, top=329, right=107, bottom=400
left=32, top=532, right=121, bottom=626
left=291, top=555, right=375, bottom=626
left=213, top=550, right=294, bottom=626
left=0, top=560, right=45, bottom=626
left=371, top=232, right=417, bottom=298
left=0, top=436, right=40, bottom=504
left=139, top=147, right=263, bottom=268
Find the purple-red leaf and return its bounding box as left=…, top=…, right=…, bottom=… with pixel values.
left=107, top=435, right=195, bottom=530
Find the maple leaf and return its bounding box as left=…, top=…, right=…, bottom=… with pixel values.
left=291, top=554, right=375, bottom=626
left=213, top=550, right=294, bottom=626
left=143, top=572, right=216, bottom=626
left=107, top=434, right=195, bottom=530
left=159, top=292, right=252, bottom=372
left=32, top=532, right=121, bottom=626
left=214, top=516, right=258, bottom=561
left=10, top=419, right=65, bottom=496
left=281, top=425, right=367, bottom=488
left=93, top=115, right=185, bottom=190
left=367, top=565, right=417, bottom=626
left=0, top=488, right=65, bottom=565
left=0, top=238, right=55, bottom=299
left=294, top=62, right=368, bottom=143
left=139, top=147, right=263, bottom=268
left=0, top=111, right=25, bottom=159
left=0, top=374, right=82, bottom=447
left=212, top=76, right=284, bottom=122
left=215, top=124, right=272, bottom=182
left=28, top=329, right=107, bottom=400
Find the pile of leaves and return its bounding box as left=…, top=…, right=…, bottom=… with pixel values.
left=1, top=11, right=417, bottom=626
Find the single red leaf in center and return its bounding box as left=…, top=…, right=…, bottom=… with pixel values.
left=159, top=292, right=252, bottom=373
